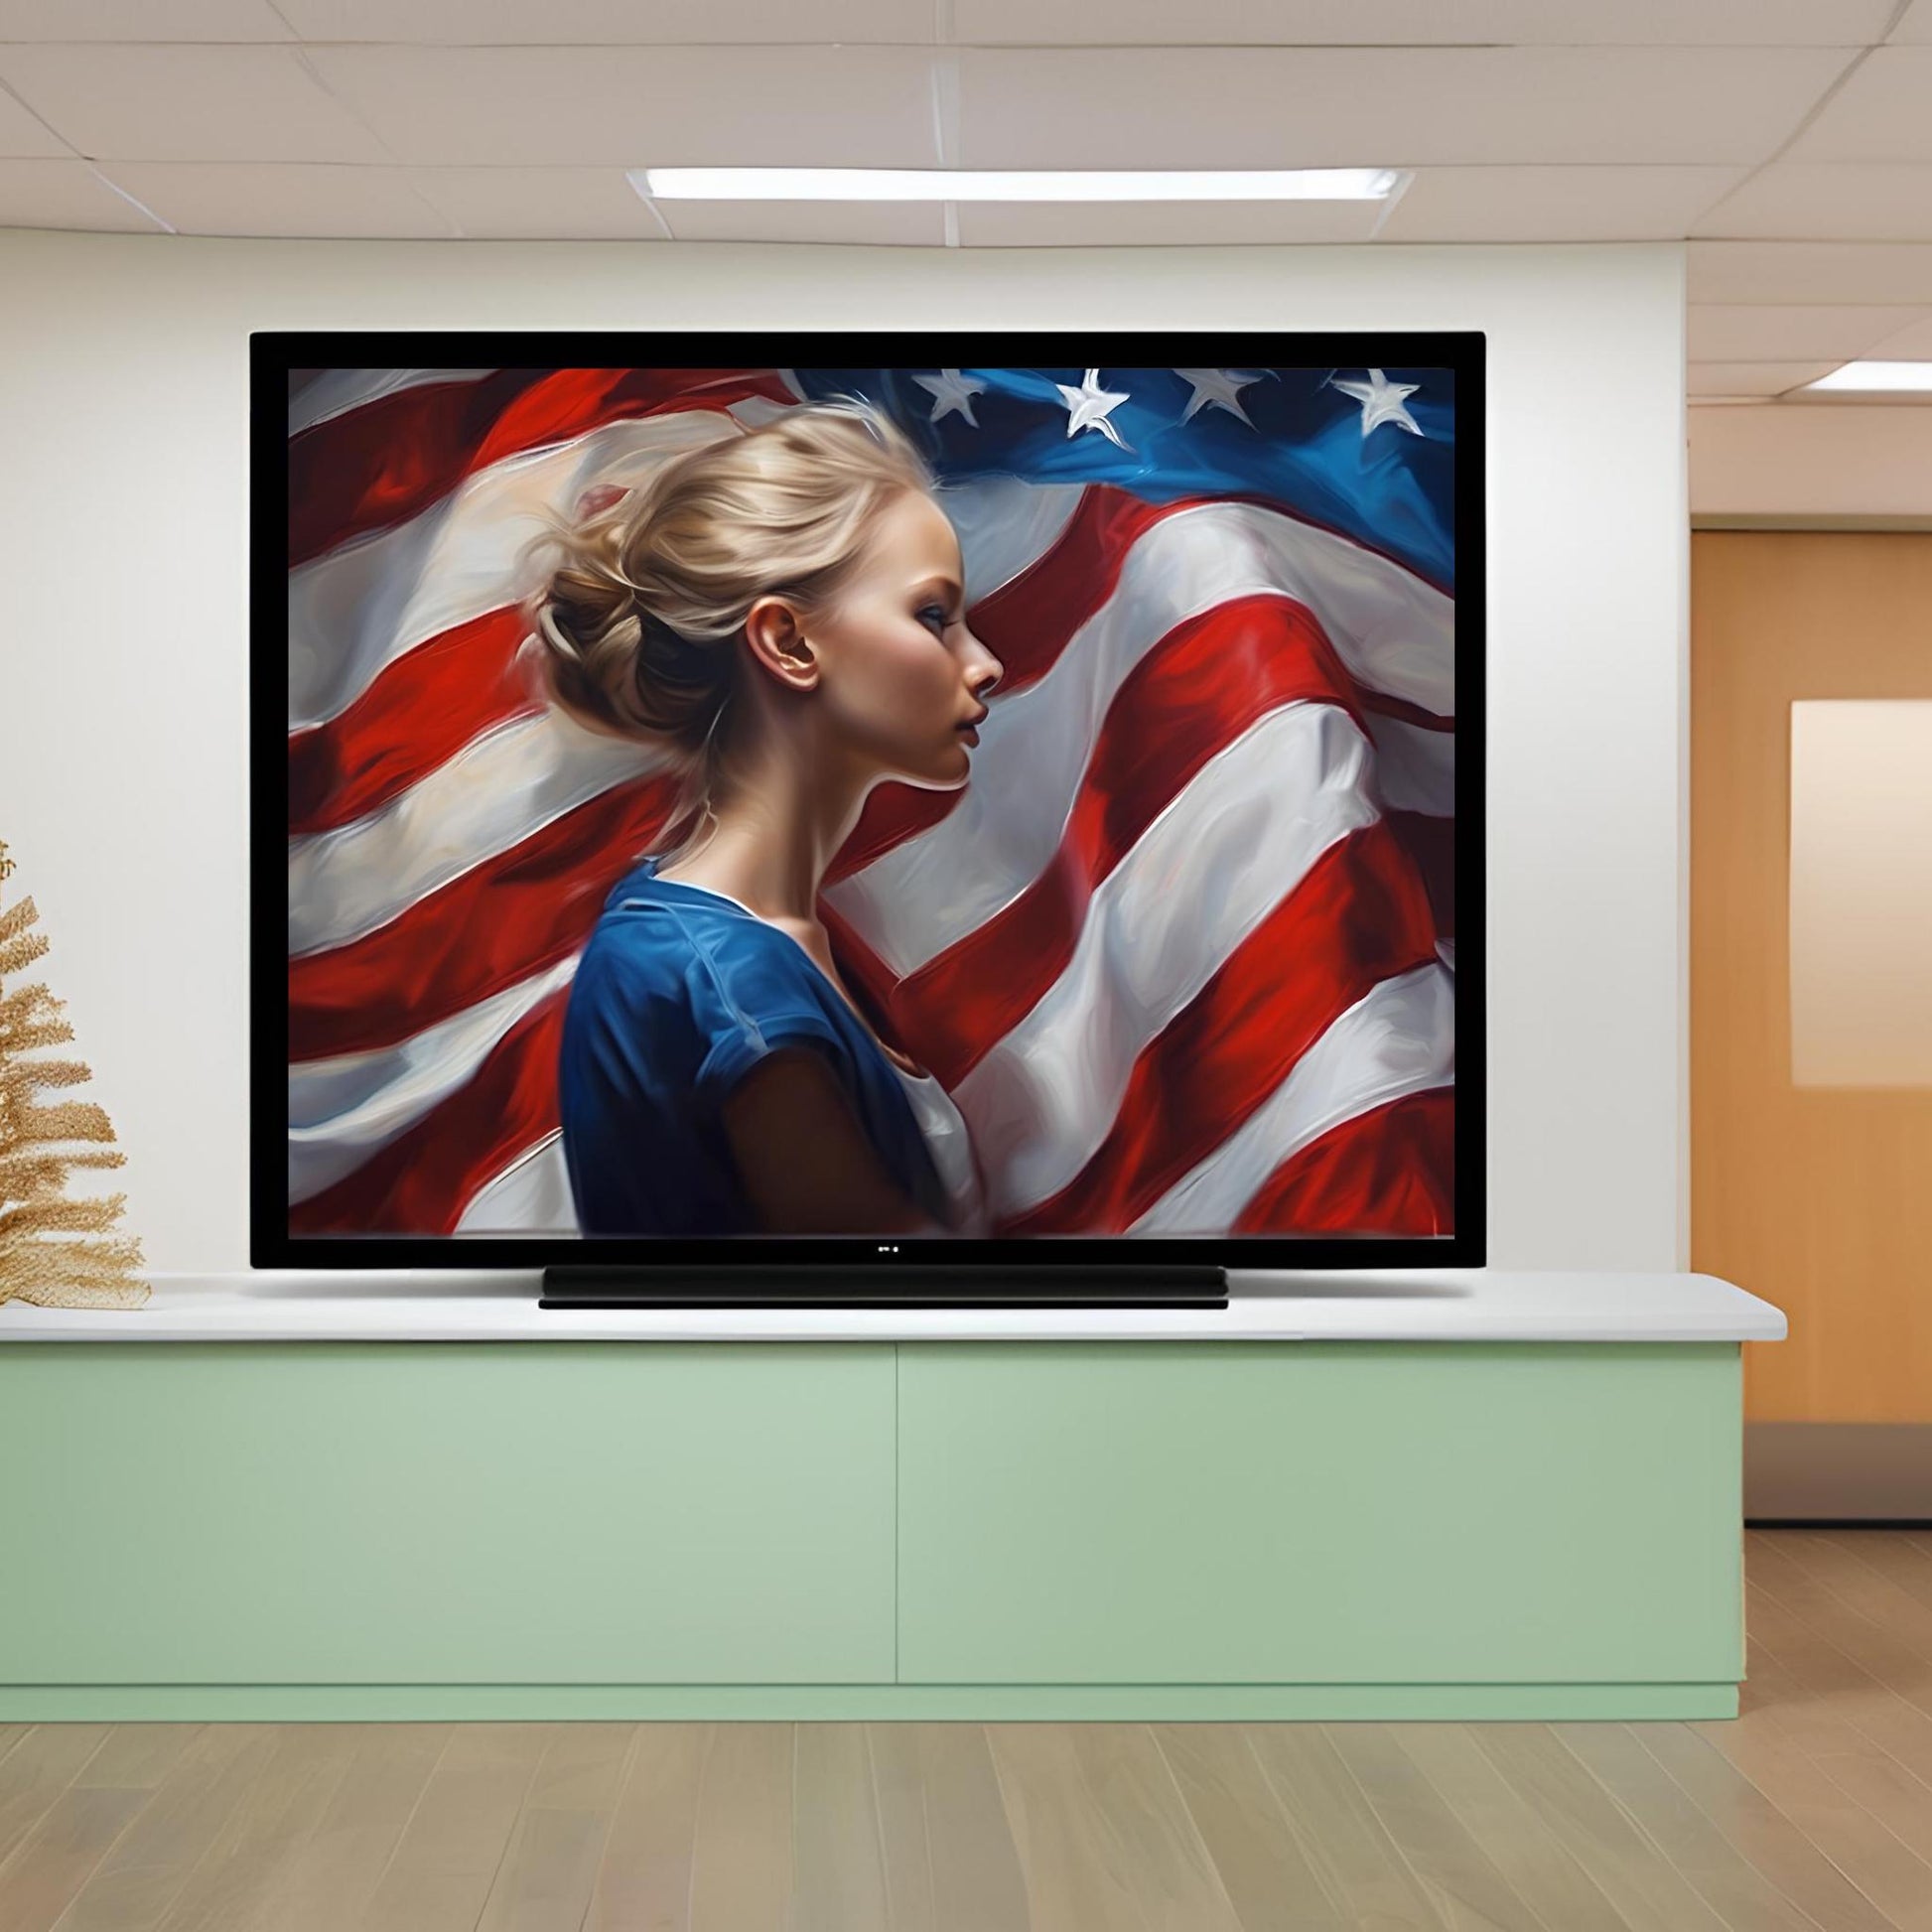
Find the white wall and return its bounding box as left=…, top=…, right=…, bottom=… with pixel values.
left=1691, top=404, right=1932, bottom=522
left=0, top=230, right=1689, bottom=1276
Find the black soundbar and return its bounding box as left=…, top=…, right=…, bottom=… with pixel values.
left=539, top=1263, right=1229, bottom=1309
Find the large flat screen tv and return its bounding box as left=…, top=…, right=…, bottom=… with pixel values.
left=256, top=334, right=1483, bottom=1303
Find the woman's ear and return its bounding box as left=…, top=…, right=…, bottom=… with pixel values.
left=573, top=483, right=629, bottom=520
left=742, top=595, right=820, bottom=695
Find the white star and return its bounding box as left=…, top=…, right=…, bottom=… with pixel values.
left=912, top=367, right=987, bottom=427
left=1173, top=367, right=1269, bottom=429
left=1054, top=367, right=1134, bottom=452
left=1331, top=367, right=1423, bottom=440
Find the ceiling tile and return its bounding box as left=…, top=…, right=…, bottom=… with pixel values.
left=1862, top=313, right=1932, bottom=356
left=1687, top=303, right=1926, bottom=360
left=274, top=0, right=932, bottom=40
left=1377, top=165, right=1745, bottom=242
left=1694, top=163, right=1932, bottom=241
left=408, top=166, right=667, bottom=238
left=951, top=0, right=1893, bottom=45
left=1894, top=0, right=1932, bottom=40
left=0, top=1, right=292, bottom=36
left=955, top=200, right=1383, bottom=246
left=0, top=157, right=165, bottom=228
left=101, top=162, right=457, bottom=236
left=1686, top=360, right=1842, bottom=397
left=303, top=45, right=939, bottom=168
left=954, top=47, right=1853, bottom=170
left=0, top=74, right=64, bottom=156
left=658, top=199, right=944, bottom=244
left=1689, top=240, right=1932, bottom=305
left=1787, top=48, right=1932, bottom=161
left=0, top=46, right=391, bottom=163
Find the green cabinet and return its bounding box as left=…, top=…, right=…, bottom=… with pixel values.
left=896, top=1342, right=1742, bottom=1687
left=0, top=1343, right=897, bottom=1686
left=0, top=1336, right=1745, bottom=1717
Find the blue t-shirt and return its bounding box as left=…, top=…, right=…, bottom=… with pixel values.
left=558, top=857, right=948, bottom=1236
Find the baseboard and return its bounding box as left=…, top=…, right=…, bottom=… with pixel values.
left=0, top=1683, right=1740, bottom=1723
left=1745, top=1422, right=1932, bottom=1521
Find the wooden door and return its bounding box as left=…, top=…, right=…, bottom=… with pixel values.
left=1692, top=530, right=1932, bottom=1423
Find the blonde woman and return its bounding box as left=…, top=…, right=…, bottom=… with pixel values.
left=532, top=398, right=1004, bottom=1239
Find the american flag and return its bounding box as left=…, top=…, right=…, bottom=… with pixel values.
left=285, top=362, right=1457, bottom=1239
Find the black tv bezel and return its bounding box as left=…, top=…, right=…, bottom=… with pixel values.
left=255, top=329, right=1486, bottom=1273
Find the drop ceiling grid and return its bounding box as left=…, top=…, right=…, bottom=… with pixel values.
left=0, top=1, right=1926, bottom=403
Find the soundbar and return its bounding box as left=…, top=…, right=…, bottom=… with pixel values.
left=539, top=1264, right=1230, bottom=1309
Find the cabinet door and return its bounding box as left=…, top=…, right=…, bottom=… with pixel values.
left=1, top=1343, right=896, bottom=1685
left=897, top=1342, right=1741, bottom=1685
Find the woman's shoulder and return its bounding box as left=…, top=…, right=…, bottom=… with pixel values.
left=578, top=868, right=832, bottom=1018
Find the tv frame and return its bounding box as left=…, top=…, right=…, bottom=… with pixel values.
left=253, top=329, right=1485, bottom=1274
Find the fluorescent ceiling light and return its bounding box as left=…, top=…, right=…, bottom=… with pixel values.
left=633, top=167, right=1403, bottom=204
left=1799, top=361, right=1932, bottom=394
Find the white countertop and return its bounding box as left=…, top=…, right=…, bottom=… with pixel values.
left=0, top=1269, right=1787, bottom=1343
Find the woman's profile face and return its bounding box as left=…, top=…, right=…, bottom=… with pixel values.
left=808, top=489, right=1005, bottom=791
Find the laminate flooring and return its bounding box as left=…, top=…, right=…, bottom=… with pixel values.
left=3, top=1529, right=1930, bottom=1930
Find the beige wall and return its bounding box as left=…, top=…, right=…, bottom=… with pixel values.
left=1690, top=404, right=1932, bottom=524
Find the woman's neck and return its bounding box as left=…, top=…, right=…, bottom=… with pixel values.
left=657, top=716, right=870, bottom=926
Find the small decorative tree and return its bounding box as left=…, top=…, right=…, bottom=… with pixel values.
left=0, top=839, right=147, bottom=1309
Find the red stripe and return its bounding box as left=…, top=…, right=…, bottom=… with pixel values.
left=1388, top=810, right=1455, bottom=941
left=1233, top=1087, right=1454, bottom=1236
left=883, top=598, right=1366, bottom=1090
left=288, top=776, right=679, bottom=1062
left=288, top=366, right=795, bottom=569
left=288, top=607, right=539, bottom=836
left=967, top=486, right=1176, bottom=694
left=1362, top=689, right=1454, bottom=732
left=998, top=821, right=1440, bottom=1236
left=290, top=998, right=567, bottom=1236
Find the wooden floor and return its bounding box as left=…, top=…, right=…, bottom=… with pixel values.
left=2, top=1529, right=1930, bottom=1930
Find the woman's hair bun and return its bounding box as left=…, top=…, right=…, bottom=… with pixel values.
left=533, top=505, right=726, bottom=751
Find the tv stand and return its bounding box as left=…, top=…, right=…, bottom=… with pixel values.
left=0, top=1270, right=1786, bottom=1722
left=539, top=1263, right=1228, bottom=1309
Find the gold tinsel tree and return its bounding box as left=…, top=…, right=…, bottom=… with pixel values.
left=0, top=839, right=147, bottom=1308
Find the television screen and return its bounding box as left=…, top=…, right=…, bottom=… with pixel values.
left=259, top=335, right=1482, bottom=1270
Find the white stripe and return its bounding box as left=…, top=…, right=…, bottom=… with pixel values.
left=288, top=710, right=664, bottom=957
left=287, top=956, right=577, bottom=1204
left=455, top=1133, right=581, bottom=1235
left=890, top=1065, right=990, bottom=1237
left=1130, top=965, right=1455, bottom=1234
left=826, top=500, right=1452, bottom=977
left=954, top=704, right=1380, bottom=1219
left=288, top=367, right=495, bottom=439
left=1369, top=713, right=1453, bottom=818
left=940, top=477, right=1086, bottom=603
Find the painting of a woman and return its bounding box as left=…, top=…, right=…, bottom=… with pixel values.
left=531, top=399, right=1003, bottom=1237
